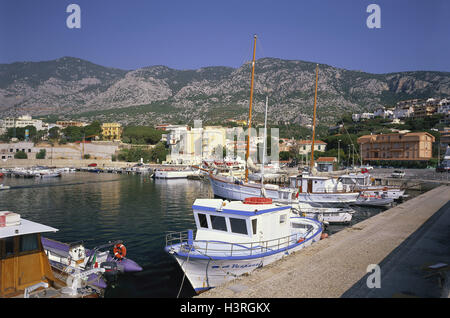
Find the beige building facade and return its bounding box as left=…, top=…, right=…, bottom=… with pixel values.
left=357, top=132, right=435, bottom=161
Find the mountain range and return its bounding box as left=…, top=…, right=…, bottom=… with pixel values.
left=1, top=56, right=449, bottom=126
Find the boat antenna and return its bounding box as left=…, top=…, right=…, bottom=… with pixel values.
left=245, top=34, right=257, bottom=183
left=310, top=64, right=319, bottom=172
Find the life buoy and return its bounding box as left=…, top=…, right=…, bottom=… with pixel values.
left=243, top=197, right=272, bottom=204
left=297, top=238, right=305, bottom=244
left=113, top=243, right=127, bottom=260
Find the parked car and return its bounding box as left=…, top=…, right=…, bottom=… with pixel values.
left=391, top=170, right=405, bottom=178
left=436, top=163, right=450, bottom=173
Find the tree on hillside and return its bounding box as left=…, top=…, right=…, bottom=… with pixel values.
left=122, top=126, right=163, bottom=145
left=48, top=127, right=60, bottom=140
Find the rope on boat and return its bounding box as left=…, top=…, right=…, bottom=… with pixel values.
left=176, top=245, right=194, bottom=298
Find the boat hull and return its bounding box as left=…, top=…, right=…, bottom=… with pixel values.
left=167, top=221, right=322, bottom=293
left=209, top=174, right=359, bottom=203
left=154, top=170, right=196, bottom=179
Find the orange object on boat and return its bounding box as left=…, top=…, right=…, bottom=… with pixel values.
left=243, top=197, right=273, bottom=205
left=113, top=243, right=127, bottom=260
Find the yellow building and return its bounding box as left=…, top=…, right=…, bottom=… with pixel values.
left=101, top=123, right=122, bottom=141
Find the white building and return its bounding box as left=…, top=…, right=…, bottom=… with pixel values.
left=0, top=142, right=37, bottom=160
left=438, top=98, right=450, bottom=114
left=352, top=114, right=361, bottom=122
left=393, top=106, right=414, bottom=119
left=1, top=115, right=45, bottom=131
left=361, top=113, right=375, bottom=120
left=165, top=125, right=228, bottom=164
left=374, top=107, right=386, bottom=118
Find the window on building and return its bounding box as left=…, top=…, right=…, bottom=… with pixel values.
left=197, top=213, right=208, bottom=228
left=229, top=218, right=248, bottom=235
left=210, top=215, right=227, bottom=231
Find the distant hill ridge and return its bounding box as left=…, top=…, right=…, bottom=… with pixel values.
left=0, top=56, right=449, bottom=125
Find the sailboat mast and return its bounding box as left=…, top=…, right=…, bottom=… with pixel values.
left=310, top=64, right=319, bottom=171
left=261, top=95, right=268, bottom=186
left=245, top=34, right=257, bottom=183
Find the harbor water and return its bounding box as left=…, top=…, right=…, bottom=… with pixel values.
left=0, top=172, right=418, bottom=297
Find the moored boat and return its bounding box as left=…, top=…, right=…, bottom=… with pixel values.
left=0, top=211, right=102, bottom=298
left=42, top=238, right=143, bottom=290
left=291, top=202, right=355, bottom=224
left=165, top=197, right=323, bottom=293
left=154, top=167, right=198, bottom=179
left=351, top=193, right=394, bottom=208
left=337, top=173, right=405, bottom=200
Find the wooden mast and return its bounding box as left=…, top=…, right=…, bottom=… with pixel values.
left=310, top=64, right=319, bottom=171
left=245, top=34, right=257, bottom=183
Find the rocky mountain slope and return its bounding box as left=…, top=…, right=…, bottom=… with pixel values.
left=1, top=56, right=449, bottom=126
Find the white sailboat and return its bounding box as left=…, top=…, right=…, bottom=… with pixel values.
left=208, top=55, right=359, bottom=205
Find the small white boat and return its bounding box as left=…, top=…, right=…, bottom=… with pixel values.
left=352, top=193, right=394, bottom=208
left=337, top=173, right=405, bottom=200
left=0, top=184, right=10, bottom=190
left=165, top=197, right=323, bottom=293
left=154, top=167, right=198, bottom=179
left=291, top=202, right=355, bottom=224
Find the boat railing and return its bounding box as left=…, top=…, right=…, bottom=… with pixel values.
left=166, top=230, right=311, bottom=257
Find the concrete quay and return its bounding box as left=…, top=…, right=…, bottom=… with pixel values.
left=197, top=185, right=450, bottom=298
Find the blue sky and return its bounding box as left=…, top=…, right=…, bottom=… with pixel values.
left=1, top=0, right=449, bottom=73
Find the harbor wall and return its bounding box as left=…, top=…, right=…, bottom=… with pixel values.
left=197, top=185, right=450, bottom=298
left=0, top=158, right=193, bottom=169
left=0, top=158, right=131, bottom=168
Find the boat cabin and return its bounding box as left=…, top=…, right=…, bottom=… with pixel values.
left=337, top=173, right=371, bottom=187
left=0, top=211, right=58, bottom=297
left=289, top=174, right=347, bottom=193
left=191, top=198, right=292, bottom=244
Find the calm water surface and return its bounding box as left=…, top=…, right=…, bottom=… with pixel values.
left=0, top=172, right=417, bottom=297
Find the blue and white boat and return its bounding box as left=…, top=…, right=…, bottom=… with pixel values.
left=165, top=197, right=323, bottom=293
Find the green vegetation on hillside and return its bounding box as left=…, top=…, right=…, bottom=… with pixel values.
left=122, top=126, right=163, bottom=144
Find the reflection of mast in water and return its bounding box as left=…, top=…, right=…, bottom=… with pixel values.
left=98, top=178, right=121, bottom=213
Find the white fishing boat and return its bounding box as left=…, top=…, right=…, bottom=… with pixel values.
left=337, top=173, right=405, bottom=200
left=153, top=167, right=198, bottom=179
left=165, top=197, right=323, bottom=293
left=0, top=184, right=10, bottom=190
left=288, top=174, right=360, bottom=204
left=352, top=193, right=395, bottom=208
left=291, top=202, right=355, bottom=224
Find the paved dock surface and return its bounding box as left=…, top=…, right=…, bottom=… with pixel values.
left=197, top=185, right=450, bottom=298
